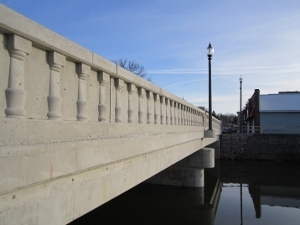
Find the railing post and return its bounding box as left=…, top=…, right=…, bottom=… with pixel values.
left=173, top=102, right=177, bottom=125
left=5, top=34, right=32, bottom=118
left=76, top=63, right=90, bottom=121
left=127, top=83, right=135, bottom=123
left=170, top=100, right=173, bottom=125
left=153, top=93, right=159, bottom=124
left=160, top=96, right=165, bottom=125
left=47, top=51, right=65, bottom=120
left=165, top=98, right=169, bottom=125
left=138, top=87, right=145, bottom=124
left=191, top=109, right=193, bottom=126
left=146, top=91, right=152, bottom=124
left=188, top=107, right=190, bottom=125
left=178, top=103, right=181, bottom=126
left=98, top=72, right=110, bottom=122
left=114, top=78, right=124, bottom=123
left=181, top=105, right=186, bottom=126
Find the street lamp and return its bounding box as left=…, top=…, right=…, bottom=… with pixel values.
left=205, top=43, right=215, bottom=137
left=239, top=76, right=243, bottom=133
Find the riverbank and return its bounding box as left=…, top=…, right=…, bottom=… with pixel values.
left=220, top=133, right=300, bottom=161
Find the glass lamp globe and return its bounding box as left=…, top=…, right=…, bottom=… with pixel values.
left=206, top=43, right=214, bottom=57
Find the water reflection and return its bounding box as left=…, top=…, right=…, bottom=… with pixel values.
left=217, top=160, right=300, bottom=225
left=70, top=160, right=300, bottom=225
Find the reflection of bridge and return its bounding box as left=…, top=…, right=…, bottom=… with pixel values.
left=0, top=4, right=221, bottom=225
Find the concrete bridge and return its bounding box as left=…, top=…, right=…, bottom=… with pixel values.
left=0, top=4, right=221, bottom=225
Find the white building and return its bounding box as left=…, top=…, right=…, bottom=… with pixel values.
left=260, top=92, right=300, bottom=134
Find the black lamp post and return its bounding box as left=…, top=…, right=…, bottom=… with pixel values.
left=239, top=77, right=243, bottom=133
left=206, top=43, right=214, bottom=136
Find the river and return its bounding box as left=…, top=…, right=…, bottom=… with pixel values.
left=69, top=160, right=300, bottom=225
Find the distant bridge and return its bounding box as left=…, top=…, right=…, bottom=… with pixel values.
left=0, top=4, right=221, bottom=225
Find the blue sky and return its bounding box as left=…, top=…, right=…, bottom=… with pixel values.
left=2, top=0, right=300, bottom=114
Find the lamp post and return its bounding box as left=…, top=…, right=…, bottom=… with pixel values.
left=239, top=76, right=243, bottom=133
left=205, top=43, right=215, bottom=137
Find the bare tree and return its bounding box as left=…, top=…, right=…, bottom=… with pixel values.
left=112, top=58, right=151, bottom=81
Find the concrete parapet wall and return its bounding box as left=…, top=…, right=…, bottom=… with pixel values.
left=220, top=133, right=300, bottom=161
left=0, top=118, right=205, bottom=194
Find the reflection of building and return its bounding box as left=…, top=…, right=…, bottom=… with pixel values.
left=220, top=160, right=300, bottom=223
left=243, top=89, right=300, bottom=134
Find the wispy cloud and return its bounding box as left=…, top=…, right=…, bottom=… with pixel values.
left=162, top=78, right=207, bottom=89
left=149, top=64, right=300, bottom=75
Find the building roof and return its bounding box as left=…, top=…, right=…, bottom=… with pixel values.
left=260, top=92, right=300, bottom=112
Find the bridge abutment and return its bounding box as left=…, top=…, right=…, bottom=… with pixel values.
left=145, top=148, right=215, bottom=187
left=207, top=140, right=220, bottom=159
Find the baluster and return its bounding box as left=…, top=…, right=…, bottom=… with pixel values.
left=188, top=108, right=190, bottom=125
left=178, top=103, right=181, bottom=126
left=47, top=51, right=65, bottom=120
left=154, top=94, right=159, bottom=124
left=138, top=87, right=145, bottom=123
left=187, top=107, right=190, bottom=126
left=160, top=96, right=164, bottom=125
left=193, top=110, right=195, bottom=126
left=173, top=102, right=177, bottom=125
left=188, top=108, right=191, bottom=126
left=183, top=106, right=186, bottom=126
left=187, top=108, right=189, bottom=126
left=76, top=63, right=90, bottom=121
left=127, top=83, right=135, bottom=123
left=98, top=72, right=110, bottom=122
left=190, top=109, right=192, bottom=126
left=190, top=108, right=194, bottom=126
left=165, top=98, right=169, bottom=125
left=192, top=109, right=194, bottom=126
left=5, top=34, right=32, bottom=118
left=182, top=105, right=184, bottom=125
left=170, top=100, right=173, bottom=125
left=114, top=78, right=124, bottom=123
left=146, top=91, right=152, bottom=124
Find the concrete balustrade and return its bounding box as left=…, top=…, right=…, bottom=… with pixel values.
left=0, top=4, right=221, bottom=225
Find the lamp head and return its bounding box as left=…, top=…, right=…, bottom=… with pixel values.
left=206, top=43, right=214, bottom=57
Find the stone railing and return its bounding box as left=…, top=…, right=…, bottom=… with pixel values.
left=0, top=4, right=221, bottom=131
